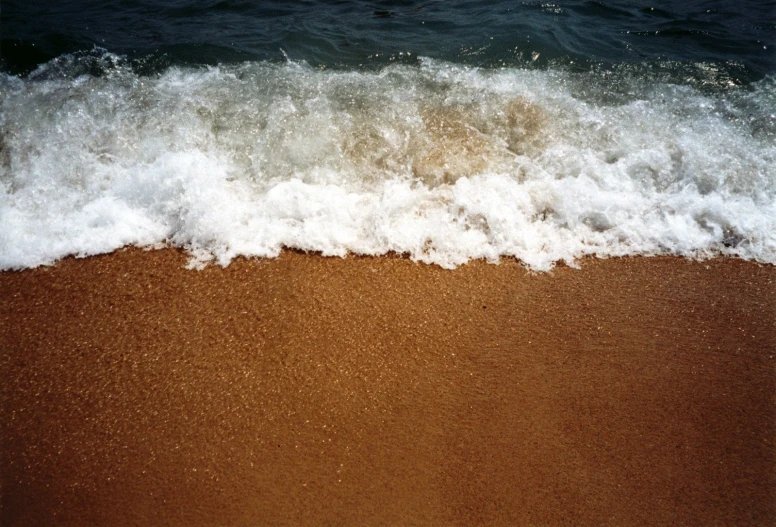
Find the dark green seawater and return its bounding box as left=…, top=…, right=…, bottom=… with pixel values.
left=3, top=0, right=774, bottom=80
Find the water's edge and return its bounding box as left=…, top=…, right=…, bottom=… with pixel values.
left=1, top=54, right=774, bottom=271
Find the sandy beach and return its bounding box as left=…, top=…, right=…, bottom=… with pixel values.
left=1, top=250, right=774, bottom=525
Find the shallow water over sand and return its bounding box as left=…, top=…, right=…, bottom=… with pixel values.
left=1, top=56, right=774, bottom=270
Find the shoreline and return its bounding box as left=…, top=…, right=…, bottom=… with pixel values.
left=2, top=249, right=775, bottom=525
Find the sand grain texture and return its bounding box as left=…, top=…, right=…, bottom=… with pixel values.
left=1, top=250, right=775, bottom=525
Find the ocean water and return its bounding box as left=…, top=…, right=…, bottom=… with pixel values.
left=1, top=1, right=774, bottom=270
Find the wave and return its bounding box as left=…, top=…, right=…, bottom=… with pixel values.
left=1, top=52, right=774, bottom=270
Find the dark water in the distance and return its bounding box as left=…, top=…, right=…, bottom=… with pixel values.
left=1, top=1, right=775, bottom=270
left=4, top=0, right=774, bottom=79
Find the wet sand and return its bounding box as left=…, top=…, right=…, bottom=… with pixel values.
left=1, top=249, right=775, bottom=526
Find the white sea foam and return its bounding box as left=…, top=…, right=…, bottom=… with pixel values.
left=1, top=54, right=774, bottom=270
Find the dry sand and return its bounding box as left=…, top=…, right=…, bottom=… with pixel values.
left=1, top=249, right=775, bottom=526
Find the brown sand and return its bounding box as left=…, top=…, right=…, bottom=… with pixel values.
left=1, top=250, right=775, bottom=526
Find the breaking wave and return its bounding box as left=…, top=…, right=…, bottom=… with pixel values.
left=1, top=52, right=774, bottom=270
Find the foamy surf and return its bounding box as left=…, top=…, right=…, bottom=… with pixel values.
left=1, top=52, right=774, bottom=270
